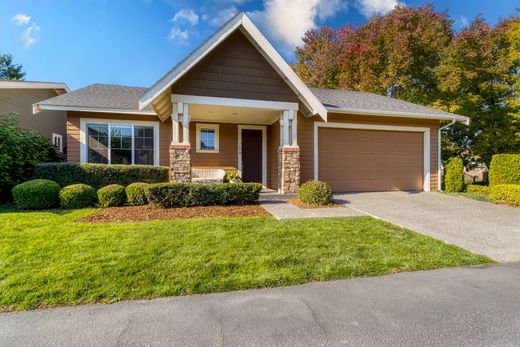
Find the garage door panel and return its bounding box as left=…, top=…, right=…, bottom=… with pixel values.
left=318, top=128, right=423, bottom=192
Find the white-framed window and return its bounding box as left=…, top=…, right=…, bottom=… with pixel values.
left=196, top=123, right=219, bottom=153
left=80, top=119, right=159, bottom=165
left=52, top=133, right=63, bottom=152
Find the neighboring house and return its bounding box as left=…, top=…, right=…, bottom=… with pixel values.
left=33, top=13, right=468, bottom=193
left=0, top=80, right=70, bottom=152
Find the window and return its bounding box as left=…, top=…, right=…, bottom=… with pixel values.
left=52, top=133, right=63, bottom=152
left=196, top=123, right=219, bottom=153
left=83, top=121, right=157, bottom=165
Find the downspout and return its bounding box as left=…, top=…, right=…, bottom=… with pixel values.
left=438, top=117, right=457, bottom=191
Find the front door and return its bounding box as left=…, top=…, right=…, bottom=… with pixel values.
left=241, top=129, right=263, bottom=183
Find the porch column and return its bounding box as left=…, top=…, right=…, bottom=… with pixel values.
left=278, top=110, right=300, bottom=194
left=169, top=102, right=191, bottom=183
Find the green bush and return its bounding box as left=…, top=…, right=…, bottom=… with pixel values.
left=146, top=183, right=262, bottom=208
left=297, top=180, right=333, bottom=205
left=97, top=184, right=126, bottom=207
left=0, top=114, right=59, bottom=201
left=444, top=157, right=465, bottom=193
left=126, top=183, right=150, bottom=205
left=489, top=154, right=520, bottom=186
left=466, top=184, right=491, bottom=195
left=33, top=163, right=169, bottom=189
left=11, top=179, right=61, bottom=210
left=490, top=184, right=520, bottom=206
left=59, top=184, right=97, bottom=209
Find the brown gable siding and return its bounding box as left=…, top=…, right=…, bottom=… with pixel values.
left=299, top=113, right=440, bottom=191
left=171, top=30, right=298, bottom=103
left=0, top=89, right=67, bottom=143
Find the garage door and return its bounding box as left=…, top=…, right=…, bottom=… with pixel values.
left=318, top=127, right=424, bottom=192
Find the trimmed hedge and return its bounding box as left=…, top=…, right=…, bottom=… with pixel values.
left=489, top=154, right=520, bottom=186
left=466, top=184, right=491, bottom=195
left=297, top=180, right=333, bottom=205
left=146, top=183, right=262, bottom=208
left=444, top=157, right=464, bottom=193
left=59, top=184, right=97, bottom=209
left=34, top=163, right=169, bottom=189
left=126, top=183, right=150, bottom=206
left=97, top=184, right=127, bottom=207
left=490, top=184, right=520, bottom=206
left=11, top=179, right=61, bottom=210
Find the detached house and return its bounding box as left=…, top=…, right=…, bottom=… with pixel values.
left=33, top=13, right=468, bottom=193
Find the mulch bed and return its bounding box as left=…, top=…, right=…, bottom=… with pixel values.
left=287, top=198, right=344, bottom=209
left=78, top=204, right=271, bottom=223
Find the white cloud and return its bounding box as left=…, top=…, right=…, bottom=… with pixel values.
left=169, top=27, right=188, bottom=41
left=171, top=9, right=199, bottom=25
left=21, top=23, right=40, bottom=47
left=206, top=6, right=239, bottom=27
left=458, top=16, right=469, bottom=27
left=12, top=13, right=31, bottom=25
left=355, top=0, right=403, bottom=18
left=248, top=0, right=346, bottom=53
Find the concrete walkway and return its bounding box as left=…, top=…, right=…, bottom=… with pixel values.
left=2, top=264, right=520, bottom=347
left=339, top=191, right=520, bottom=262
left=261, top=199, right=364, bottom=219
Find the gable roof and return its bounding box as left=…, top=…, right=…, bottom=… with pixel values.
left=311, top=88, right=469, bottom=123
left=0, top=79, right=70, bottom=93
left=33, top=83, right=155, bottom=115
left=138, top=12, right=327, bottom=120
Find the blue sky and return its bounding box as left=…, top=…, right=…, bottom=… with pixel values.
left=2, top=0, right=518, bottom=90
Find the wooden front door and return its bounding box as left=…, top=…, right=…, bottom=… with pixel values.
left=241, top=129, right=263, bottom=183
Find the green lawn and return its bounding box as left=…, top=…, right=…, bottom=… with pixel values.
left=0, top=207, right=492, bottom=311
left=447, top=192, right=492, bottom=203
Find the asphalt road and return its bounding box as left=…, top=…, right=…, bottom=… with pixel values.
left=2, top=263, right=520, bottom=347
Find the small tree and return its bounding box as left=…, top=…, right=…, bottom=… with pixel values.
left=444, top=157, right=465, bottom=193
left=0, top=53, right=25, bottom=80
left=0, top=114, right=58, bottom=201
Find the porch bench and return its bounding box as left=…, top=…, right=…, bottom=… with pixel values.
left=191, top=168, right=226, bottom=184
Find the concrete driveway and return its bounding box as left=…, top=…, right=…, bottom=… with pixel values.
left=337, top=191, right=520, bottom=262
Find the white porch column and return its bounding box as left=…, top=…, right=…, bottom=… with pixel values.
left=290, top=110, right=297, bottom=146
left=171, top=102, right=180, bottom=144
left=182, top=103, right=190, bottom=145
left=281, top=110, right=290, bottom=146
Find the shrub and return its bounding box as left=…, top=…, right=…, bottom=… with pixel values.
left=59, top=184, right=97, bottom=209
left=490, top=184, right=520, bottom=206
left=0, top=114, right=59, bottom=201
left=489, top=154, right=520, bottom=186
left=145, top=183, right=262, bottom=208
left=97, top=184, right=126, bottom=207
left=126, top=183, right=150, bottom=205
left=297, top=180, right=333, bottom=205
left=11, top=179, right=61, bottom=210
left=33, top=163, right=169, bottom=189
left=444, top=157, right=464, bottom=193
left=466, top=184, right=490, bottom=195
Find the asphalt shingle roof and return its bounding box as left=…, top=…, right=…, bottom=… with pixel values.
left=36, top=83, right=464, bottom=120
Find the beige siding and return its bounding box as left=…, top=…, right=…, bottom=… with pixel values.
left=0, top=89, right=67, bottom=144
left=189, top=122, right=238, bottom=169
left=172, top=30, right=298, bottom=103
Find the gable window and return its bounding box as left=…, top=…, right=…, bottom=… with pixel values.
left=196, top=123, right=219, bottom=153
left=52, top=133, right=63, bottom=152
left=82, top=120, right=158, bottom=165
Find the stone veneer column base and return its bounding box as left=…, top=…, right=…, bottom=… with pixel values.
left=169, top=144, right=191, bottom=183
left=278, top=146, right=300, bottom=194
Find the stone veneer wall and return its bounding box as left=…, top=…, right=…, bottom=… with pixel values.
left=169, top=144, right=191, bottom=183
left=278, top=146, right=300, bottom=194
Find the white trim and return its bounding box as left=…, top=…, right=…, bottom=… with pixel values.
left=237, top=125, right=267, bottom=187
left=196, top=123, right=220, bottom=153
left=79, top=118, right=160, bottom=166
left=172, top=94, right=298, bottom=111
left=52, top=133, right=63, bottom=152
left=0, top=80, right=70, bottom=92
left=437, top=117, right=457, bottom=191
left=314, top=122, right=431, bottom=192
left=327, top=107, right=469, bottom=123
left=139, top=12, right=327, bottom=119
left=34, top=104, right=156, bottom=116
left=182, top=104, right=190, bottom=145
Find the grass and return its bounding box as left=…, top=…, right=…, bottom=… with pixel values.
left=448, top=192, right=492, bottom=203
left=0, top=207, right=492, bottom=311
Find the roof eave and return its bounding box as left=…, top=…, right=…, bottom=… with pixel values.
left=33, top=103, right=156, bottom=116
left=327, top=107, right=469, bottom=123
left=0, top=81, right=70, bottom=92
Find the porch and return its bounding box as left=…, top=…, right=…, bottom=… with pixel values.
left=167, top=95, right=300, bottom=193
